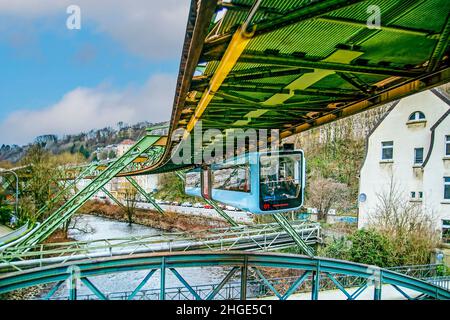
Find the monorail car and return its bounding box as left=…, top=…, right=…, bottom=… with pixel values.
left=185, top=150, right=305, bottom=214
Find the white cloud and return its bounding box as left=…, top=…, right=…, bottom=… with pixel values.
left=0, top=74, right=176, bottom=145
left=0, top=0, right=190, bottom=59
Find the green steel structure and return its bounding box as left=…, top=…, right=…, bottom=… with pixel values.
left=156, top=0, right=450, bottom=172
left=0, top=252, right=448, bottom=300
left=125, top=177, right=164, bottom=215
left=7, top=133, right=165, bottom=252
left=0, top=221, right=321, bottom=273
left=0, top=0, right=449, bottom=292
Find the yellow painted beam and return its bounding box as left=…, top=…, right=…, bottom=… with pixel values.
left=184, top=27, right=253, bottom=138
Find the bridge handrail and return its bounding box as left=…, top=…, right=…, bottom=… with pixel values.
left=0, top=251, right=448, bottom=300
left=53, top=267, right=450, bottom=300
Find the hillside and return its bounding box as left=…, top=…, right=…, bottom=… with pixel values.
left=0, top=121, right=167, bottom=164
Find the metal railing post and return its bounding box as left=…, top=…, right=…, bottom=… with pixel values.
left=311, top=261, right=320, bottom=300
left=160, top=257, right=166, bottom=300
left=240, top=256, right=248, bottom=300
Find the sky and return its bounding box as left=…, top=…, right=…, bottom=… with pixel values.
left=0, top=0, right=190, bottom=145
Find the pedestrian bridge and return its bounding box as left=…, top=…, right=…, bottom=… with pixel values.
left=0, top=252, right=449, bottom=300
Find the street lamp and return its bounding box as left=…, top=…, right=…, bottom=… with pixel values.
left=0, top=169, right=19, bottom=218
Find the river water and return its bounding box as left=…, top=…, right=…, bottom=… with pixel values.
left=48, top=214, right=235, bottom=300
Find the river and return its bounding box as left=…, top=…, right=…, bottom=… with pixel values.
left=48, top=214, right=235, bottom=300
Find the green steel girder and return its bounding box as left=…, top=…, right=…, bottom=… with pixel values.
left=220, top=84, right=365, bottom=98
left=192, top=67, right=315, bottom=89
left=231, top=52, right=422, bottom=78
left=0, top=251, right=448, bottom=300
left=428, top=13, right=450, bottom=72
left=343, top=0, right=427, bottom=46
left=125, top=176, right=164, bottom=214
left=101, top=187, right=125, bottom=210
left=273, top=213, right=314, bottom=257
left=35, top=162, right=98, bottom=219
left=203, top=198, right=239, bottom=227
left=10, top=133, right=163, bottom=252
left=204, top=0, right=366, bottom=50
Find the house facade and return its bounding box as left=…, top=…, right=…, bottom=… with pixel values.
left=358, top=89, right=450, bottom=243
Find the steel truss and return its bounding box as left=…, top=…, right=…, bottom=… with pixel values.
left=0, top=221, right=320, bottom=273
left=6, top=132, right=164, bottom=253
left=0, top=252, right=448, bottom=300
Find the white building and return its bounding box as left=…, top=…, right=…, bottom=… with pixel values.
left=116, top=139, right=135, bottom=157
left=358, top=89, right=450, bottom=243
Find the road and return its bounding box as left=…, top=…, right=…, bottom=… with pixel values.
left=0, top=225, right=12, bottom=237
left=135, top=201, right=254, bottom=224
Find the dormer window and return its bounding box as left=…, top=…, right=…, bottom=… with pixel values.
left=408, top=111, right=425, bottom=121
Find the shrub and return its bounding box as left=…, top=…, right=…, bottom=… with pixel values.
left=348, top=229, right=395, bottom=267
left=0, top=206, right=12, bottom=225
left=318, top=236, right=351, bottom=261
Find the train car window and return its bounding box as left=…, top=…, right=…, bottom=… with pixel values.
left=212, top=164, right=251, bottom=193
left=259, top=153, right=303, bottom=211
left=186, top=171, right=200, bottom=188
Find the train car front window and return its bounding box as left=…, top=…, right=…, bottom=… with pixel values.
left=259, top=153, right=303, bottom=211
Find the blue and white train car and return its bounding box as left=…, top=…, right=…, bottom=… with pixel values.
left=185, top=150, right=306, bottom=214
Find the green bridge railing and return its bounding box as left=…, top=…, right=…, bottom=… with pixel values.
left=1, top=251, right=449, bottom=300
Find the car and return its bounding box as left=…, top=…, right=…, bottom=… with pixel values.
left=203, top=204, right=213, bottom=209
left=181, top=202, right=193, bottom=207
left=225, top=205, right=239, bottom=211
left=193, top=202, right=203, bottom=208
left=171, top=201, right=180, bottom=206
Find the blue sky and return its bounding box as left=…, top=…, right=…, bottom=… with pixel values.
left=0, top=0, right=190, bottom=145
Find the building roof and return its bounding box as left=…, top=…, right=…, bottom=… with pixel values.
left=119, top=139, right=135, bottom=146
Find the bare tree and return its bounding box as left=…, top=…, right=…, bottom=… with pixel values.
left=123, top=184, right=138, bottom=225
left=306, top=177, right=348, bottom=221
left=369, top=176, right=438, bottom=265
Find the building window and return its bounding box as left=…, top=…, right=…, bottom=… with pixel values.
left=414, top=147, right=424, bottom=164
left=445, top=177, right=450, bottom=200
left=381, top=141, right=393, bottom=160
left=418, top=191, right=423, bottom=199
left=408, top=111, right=425, bottom=121
left=446, top=135, right=450, bottom=156
left=410, top=191, right=416, bottom=199
left=443, top=220, right=450, bottom=244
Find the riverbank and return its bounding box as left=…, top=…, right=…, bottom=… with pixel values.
left=79, top=200, right=228, bottom=233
